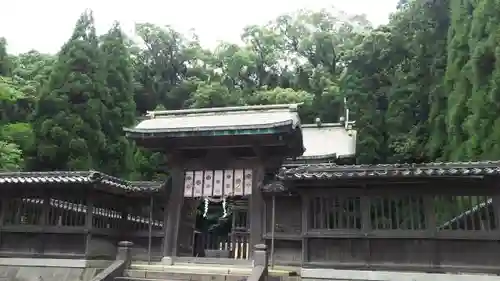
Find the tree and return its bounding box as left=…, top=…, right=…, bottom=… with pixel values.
left=0, top=141, right=22, bottom=171
left=0, top=37, right=10, bottom=76
left=31, top=10, right=106, bottom=171
left=0, top=76, right=29, bottom=171
left=99, top=22, right=137, bottom=177
left=444, top=0, right=474, bottom=161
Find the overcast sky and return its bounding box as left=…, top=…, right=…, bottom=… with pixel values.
left=1, top=0, right=398, bottom=54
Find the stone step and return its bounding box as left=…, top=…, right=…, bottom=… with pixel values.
left=123, top=269, right=300, bottom=281
left=115, top=277, right=188, bottom=281
left=125, top=269, right=248, bottom=281
left=129, top=263, right=298, bottom=277
left=130, top=264, right=252, bottom=276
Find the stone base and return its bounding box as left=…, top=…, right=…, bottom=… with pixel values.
left=161, top=256, right=174, bottom=265
left=301, top=268, right=500, bottom=281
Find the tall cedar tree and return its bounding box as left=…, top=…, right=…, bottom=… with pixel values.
left=465, top=0, right=500, bottom=160
left=444, top=0, right=474, bottom=161
left=487, top=0, right=500, bottom=159
left=0, top=38, right=10, bottom=76
left=32, top=10, right=106, bottom=170
left=99, top=22, right=137, bottom=177
left=425, top=0, right=450, bottom=161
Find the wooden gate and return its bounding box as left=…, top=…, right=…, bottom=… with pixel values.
left=195, top=199, right=250, bottom=259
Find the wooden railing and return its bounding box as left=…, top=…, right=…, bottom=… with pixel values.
left=204, top=231, right=250, bottom=259
left=0, top=195, right=163, bottom=259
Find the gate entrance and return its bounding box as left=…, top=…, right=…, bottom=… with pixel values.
left=193, top=198, right=249, bottom=259
left=125, top=104, right=305, bottom=259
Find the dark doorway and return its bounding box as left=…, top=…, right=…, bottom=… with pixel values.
left=192, top=199, right=232, bottom=258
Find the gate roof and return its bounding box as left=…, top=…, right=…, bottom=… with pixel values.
left=125, top=104, right=301, bottom=137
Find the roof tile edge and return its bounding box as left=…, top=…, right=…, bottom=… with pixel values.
left=146, top=103, right=302, bottom=118
left=301, top=122, right=356, bottom=128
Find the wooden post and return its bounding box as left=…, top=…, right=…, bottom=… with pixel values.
left=249, top=167, right=264, bottom=257
left=424, top=194, right=439, bottom=268
left=360, top=190, right=371, bottom=264
left=84, top=189, right=94, bottom=258
left=0, top=196, right=6, bottom=250
left=39, top=190, right=50, bottom=254
left=162, top=167, right=184, bottom=262
left=491, top=195, right=500, bottom=233
left=301, top=193, right=309, bottom=265
left=270, top=194, right=276, bottom=267
left=148, top=195, right=153, bottom=264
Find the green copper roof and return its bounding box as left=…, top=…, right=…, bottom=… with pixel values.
left=124, top=104, right=301, bottom=136
left=299, top=122, right=357, bottom=160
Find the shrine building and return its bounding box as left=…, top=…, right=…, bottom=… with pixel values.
left=0, top=103, right=499, bottom=277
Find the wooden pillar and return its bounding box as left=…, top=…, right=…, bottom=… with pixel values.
left=491, top=195, right=500, bottom=232
left=360, top=188, right=371, bottom=264
left=0, top=196, right=6, bottom=249
left=301, top=192, right=309, bottom=265
left=39, top=190, right=50, bottom=254
left=163, top=167, right=184, bottom=257
left=424, top=194, right=439, bottom=267
left=120, top=200, right=129, bottom=235
left=84, top=189, right=94, bottom=258
left=249, top=166, right=265, bottom=256
left=162, top=195, right=169, bottom=256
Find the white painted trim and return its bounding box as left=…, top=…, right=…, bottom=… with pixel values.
left=301, top=268, right=500, bottom=281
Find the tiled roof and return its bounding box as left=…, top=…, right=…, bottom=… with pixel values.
left=261, top=181, right=288, bottom=193
left=0, top=171, right=165, bottom=193
left=124, top=104, right=301, bottom=135
left=298, top=122, right=357, bottom=160
left=278, top=161, right=500, bottom=180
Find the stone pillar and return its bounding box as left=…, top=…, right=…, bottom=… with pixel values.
left=253, top=244, right=269, bottom=281
left=116, top=241, right=134, bottom=268
left=253, top=244, right=269, bottom=267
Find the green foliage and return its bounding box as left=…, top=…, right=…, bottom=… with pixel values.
left=31, top=10, right=106, bottom=171
left=0, top=141, right=22, bottom=171
left=0, top=3, right=499, bottom=179
left=0, top=38, right=11, bottom=76
left=99, top=22, right=137, bottom=178
left=0, top=76, right=30, bottom=170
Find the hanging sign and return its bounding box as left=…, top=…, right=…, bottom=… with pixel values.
left=183, top=169, right=253, bottom=198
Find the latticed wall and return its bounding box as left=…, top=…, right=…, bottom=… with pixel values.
left=0, top=191, right=165, bottom=260
left=0, top=171, right=166, bottom=261
left=263, top=184, right=500, bottom=274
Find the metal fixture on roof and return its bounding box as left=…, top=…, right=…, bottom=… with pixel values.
left=344, top=96, right=350, bottom=130
left=339, top=116, right=345, bottom=127
left=315, top=117, right=322, bottom=127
